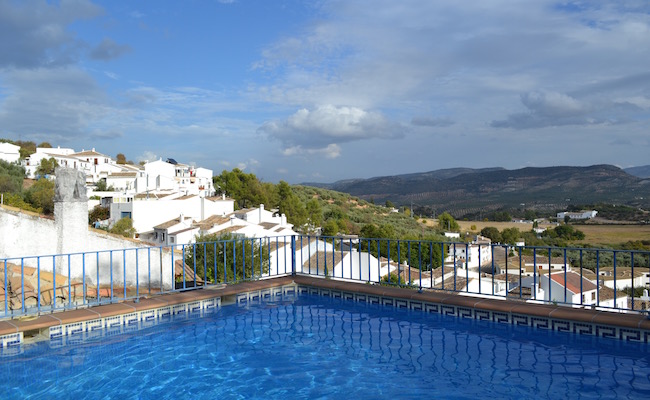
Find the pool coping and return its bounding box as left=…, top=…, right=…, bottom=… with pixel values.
left=1, top=274, right=649, bottom=347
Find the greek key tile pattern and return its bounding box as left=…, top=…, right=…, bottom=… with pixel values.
left=295, top=284, right=650, bottom=343
left=1, top=283, right=648, bottom=349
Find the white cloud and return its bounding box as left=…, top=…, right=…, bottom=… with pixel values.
left=138, top=151, right=159, bottom=163
left=282, top=144, right=341, bottom=159
left=491, top=89, right=644, bottom=129
left=259, top=105, right=404, bottom=154
left=253, top=1, right=650, bottom=136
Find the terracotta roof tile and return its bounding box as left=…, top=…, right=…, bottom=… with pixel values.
left=549, top=272, right=597, bottom=294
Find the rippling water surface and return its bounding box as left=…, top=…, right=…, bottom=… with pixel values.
left=1, top=294, right=649, bottom=399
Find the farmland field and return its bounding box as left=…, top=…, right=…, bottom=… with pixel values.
left=424, top=220, right=650, bottom=246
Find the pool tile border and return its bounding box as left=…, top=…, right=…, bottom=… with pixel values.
left=2, top=275, right=649, bottom=349
left=291, top=276, right=650, bottom=344
left=0, top=278, right=299, bottom=350
left=45, top=297, right=222, bottom=344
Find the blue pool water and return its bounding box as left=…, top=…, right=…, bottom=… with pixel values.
left=1, top=294, right=649, bottom=399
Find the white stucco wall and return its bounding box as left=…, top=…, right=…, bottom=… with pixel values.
left=0, top=143, right=20, bottom=163
left=110, top=196, right=234, bottom=234
left=0, top=206, right=175, bottom=290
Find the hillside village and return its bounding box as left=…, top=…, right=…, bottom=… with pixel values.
left=1, top=143, right=301, bottom=242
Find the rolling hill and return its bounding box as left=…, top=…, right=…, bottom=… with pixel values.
left=304, top=165, right=650, bottom=217
left=625, top=165, right=650, bottom=179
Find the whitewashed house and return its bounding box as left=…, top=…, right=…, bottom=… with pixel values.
left=557, top=210, right=598, bottom=220
left=528, top=271, right=628, bottom=309
left=152, top=214, right=199, bottom=246
left=140, top=158, right=214, bottom=197
left=446, top=237, right=492, bottom=269
left=110, top=193, right=235, bottom=236
left=24, top=146, right=77, bottom=178
left=597, top=267, right=650, bottom=291
left=0, top=142, right=20, bottom=163
left=70, top=149, right=122, bottom=184
left=301, top=249, right=382, bottom=282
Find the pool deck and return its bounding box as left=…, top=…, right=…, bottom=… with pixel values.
left=1, top=274, right=649, bottom=340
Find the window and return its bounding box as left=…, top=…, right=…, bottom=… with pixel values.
left=591, top=292, right=596, bottom=301
left=170, top=237, right=175, bottom=243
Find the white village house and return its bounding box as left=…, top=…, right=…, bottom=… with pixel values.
left=445, top=235, right=493, bottom=270
left=521, top=271, right=628, bottom=309
left=0, top=142, right=20, bottom=163
left=557, top=210, right=598, bottom=220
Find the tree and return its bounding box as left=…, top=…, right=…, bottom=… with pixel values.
left=213, top=168, right=271, bottom=209
left=95, top=179, right=114, bottom=192
left=480, top=226, right=502, bottom=243
left=544, top=224, right=585, bottom=241
left=24, top=178, right=55, bottom=214
left=437, top=212, right=459, bottom=231
left=95, top=179, right=108, bottom=191
left=88, top=205, right=110, bottom=225
left=38, top=142, right=52, bottom=148
left=305, top=199, right=323, bottom=228
left=501, top=227, right=521, bottom=245
left=110, top=217, right=136, bottom=238
left=493, top=211, right=512, bottom=222
left=385, top=200, right=395, bottom=209
left=276, top=181, right=307, bottom=227
left=116, top=153, right=127, bottom=164
left=15, top=140, right=36, bottom=159
left=36, top=157, right=58, bottom=176
left=524, top=209, right=537, bottom=220
left=185, top=233, right=269, bottom=284
left=0, top=160, right=25, bottom=193
left=321, top=220, right=339, bottom=236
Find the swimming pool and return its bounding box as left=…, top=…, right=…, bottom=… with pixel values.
left=1, top=293, right=649, bottom=399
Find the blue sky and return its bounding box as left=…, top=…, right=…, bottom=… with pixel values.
left=1, top=0, right=649, bottom=183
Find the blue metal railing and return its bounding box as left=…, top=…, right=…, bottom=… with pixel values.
left=2, top=235, right=649, bottom=318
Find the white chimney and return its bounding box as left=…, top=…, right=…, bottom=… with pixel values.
left=222, top=193, right=225, bottom=200
left=259, top=204, right=264, bottom=223
left=179, top=212, right=184, bottom=223
left=281, top=213, right=287, bottom=227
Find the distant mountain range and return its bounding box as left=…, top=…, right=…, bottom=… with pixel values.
left=304, top=165, right=650, bottom=217
left=625, top=165, right=650, bottom=179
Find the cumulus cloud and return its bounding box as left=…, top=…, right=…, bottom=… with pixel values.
left=0, top=0, right=103, bottom=68
left=90, top=38, right=131, bottom=61
left=490, top=90, right=643, bottom=129
left=282, top=144, right=341, bottom=159
left=138, top=151, right=159, bottom=163
left=259, top=105, right=404, bottom=157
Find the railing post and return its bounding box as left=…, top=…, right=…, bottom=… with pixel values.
left=291, top=235, right=296, bottom=276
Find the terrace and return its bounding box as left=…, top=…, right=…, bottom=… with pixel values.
left=1, top=235, right=650, bottom=347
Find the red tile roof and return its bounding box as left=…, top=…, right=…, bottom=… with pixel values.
left=549, top=272, right=597, bottom=294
